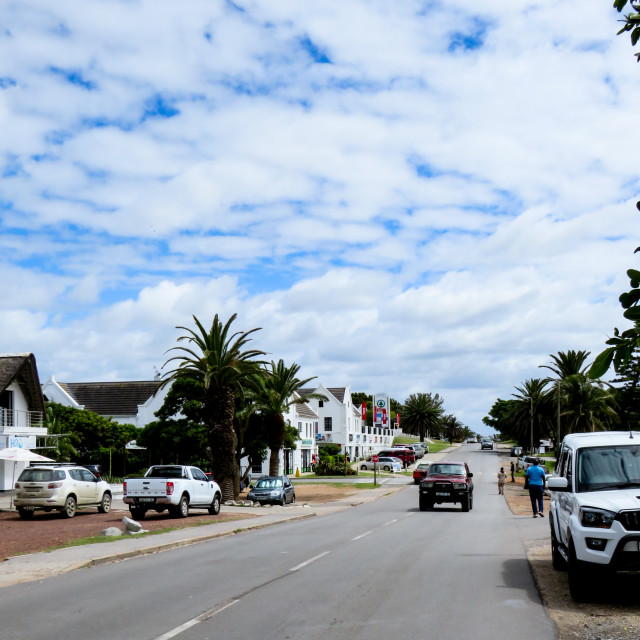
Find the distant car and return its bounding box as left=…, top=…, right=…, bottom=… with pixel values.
left=247, top=476, right=295, bottom=506
left=379, top=448, right=415, bottom=465
left=360, top=457, right=402, bottom=473
left=14, top=464, right=112, bottom=519
left=413, top=462, right=431, bottom=484
left=481, top=438, right=494, bottom=450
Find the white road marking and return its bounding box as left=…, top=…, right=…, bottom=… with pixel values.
left=352, top=530, right=372, bottom=541
left=154, top=599, right=239, bottom=640
left=290, top=551, right=330, bottom=572
left=383, top=519, right=398, bottom=526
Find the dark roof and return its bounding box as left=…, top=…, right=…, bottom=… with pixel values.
left=296, top=403, right=318, bottom=419
left=326, top=387, right=346, bottom=403
left=58, top=381, right=163, bottom=416
left=0, top=353, right=45, bottom=413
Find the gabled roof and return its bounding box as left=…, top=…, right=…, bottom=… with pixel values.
left=58, top=381, right=163, bottom=416
left=0, top=353, right=45, bottom=413
left=296, top=403, right=318, bottom=420
left=327, top=387, right=346, bottom=403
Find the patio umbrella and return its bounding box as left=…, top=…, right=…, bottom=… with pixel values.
left=0, top=448, right=54, bottom=508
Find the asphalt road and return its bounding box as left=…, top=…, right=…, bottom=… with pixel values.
left=0, top=444, right=556, bottom=640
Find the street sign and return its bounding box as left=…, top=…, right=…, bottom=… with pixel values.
left=371, top=455, right=379, bottom=463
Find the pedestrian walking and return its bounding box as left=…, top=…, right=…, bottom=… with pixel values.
left=497, top=467, right=507, bottom=495
left=510, top=460, right=515, bottom=482
left=525, top=459, right=546, bottom=517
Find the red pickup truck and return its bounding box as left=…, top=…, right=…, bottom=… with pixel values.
left=419, top=461, right=474, bottom=512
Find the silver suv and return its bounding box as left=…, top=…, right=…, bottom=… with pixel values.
left=14, top=464, right=112, bottom=519
left=549, top=431, right=640, bottom=601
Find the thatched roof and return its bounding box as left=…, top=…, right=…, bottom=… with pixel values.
left=58, top=381, right=163, bottom=417
left=0, top=353, right=45, bottom=413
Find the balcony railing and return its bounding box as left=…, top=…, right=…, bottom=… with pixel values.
left=0, top=408, right=44, bottom=430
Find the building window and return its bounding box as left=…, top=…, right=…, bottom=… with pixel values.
left=318, top=400, right=324, bottom=407
left=324, top=417, right=332, bottom=431
left=298, top=421, right=302, bottom=434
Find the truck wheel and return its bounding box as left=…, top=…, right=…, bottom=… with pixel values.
left=461, top=495, right=470, bottom=512
left=208, top=494, right=221, bottom=515
left=568, top=542, right=594, bottom=602
left=130, top=507, right=146, bottom=520
left=17, top=507, right=35, bottom=520
left=469, top=494, right=473, bottom=510
left=61, top=495, right=77, bottom=518
left=551, top=523, right=566, bottom=571
left=177, top=495, right=189, bottom=518
left=98, top=492, right=112, bottom=514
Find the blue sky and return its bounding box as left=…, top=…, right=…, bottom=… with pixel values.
left=1, top=0, right=639, bottom=434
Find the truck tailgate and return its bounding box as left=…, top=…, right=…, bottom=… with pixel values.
left=125, top=479, right=168, bottom=497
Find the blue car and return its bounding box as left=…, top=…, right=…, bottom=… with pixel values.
left=247, top=476, right=296, bottom=506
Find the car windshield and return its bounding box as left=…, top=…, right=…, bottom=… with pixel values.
left=18, top=469, right=64, bottom=482
left=577, top=445, right=640, bottom=492
left=429, top=464, right=466, bottom=476
left=255, top=478, right=283, bottom=488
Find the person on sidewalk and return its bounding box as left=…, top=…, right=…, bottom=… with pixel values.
left=525, top=459, right=546, bottom=518
left=497, top=467, right=507, bottom=494
left=510, top=460, right=515, bottom=482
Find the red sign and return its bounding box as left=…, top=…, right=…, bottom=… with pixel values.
left=361, top=403, right=367, bottom=420
left=382, top=408, right=387, bottom=425
left=371, top=455, right=379, bottom=463
left=396, top=412, right=400, bottom=426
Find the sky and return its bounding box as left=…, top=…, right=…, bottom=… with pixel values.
left=1, top=1, right=639, bottom=435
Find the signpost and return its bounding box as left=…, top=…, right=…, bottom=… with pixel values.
left=372, top=454, right=379, bottom=486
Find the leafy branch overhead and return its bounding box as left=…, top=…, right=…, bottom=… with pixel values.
left=614, top=0, right=640, bottom=61
left=589, top=201, right=640, bottom=378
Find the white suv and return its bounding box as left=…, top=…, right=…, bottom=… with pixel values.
left=14, top=464, right=112, bottom=519
left=549, top=431, right=640, bottom=601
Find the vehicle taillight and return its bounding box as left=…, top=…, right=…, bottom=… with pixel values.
left=15, top=482, right=20, bottom=489
left=166, top=481, right=174, bottom=496
left=123, top=481, right=127, bottom=496
left=48, top=482, right=63, bottom=489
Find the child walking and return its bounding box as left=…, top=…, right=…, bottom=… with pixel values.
left=497, top=467, right=507, bottom=495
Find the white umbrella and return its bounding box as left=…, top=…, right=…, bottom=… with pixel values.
left=0, top=448, right=54, bottom=462
left=0, top=448, right=54, bottom=509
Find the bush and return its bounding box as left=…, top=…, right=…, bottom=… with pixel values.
left=314, top=457, right=357, bottom=476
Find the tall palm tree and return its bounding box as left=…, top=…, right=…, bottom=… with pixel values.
left=255, top=360, right=325, bottom=476
left=511, top=378, right=552, bottom=452
left=560, top=375, right=618, bottom=433
left=541, top=350, right=590, bottom=379
left=162, top=314, right=266, bottom=501
left=401, top=393, right=444, bottom=441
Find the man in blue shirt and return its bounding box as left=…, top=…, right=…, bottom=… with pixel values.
left=526, top=459, right=546, bottom=518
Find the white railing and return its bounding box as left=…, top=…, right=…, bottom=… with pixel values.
left=0, top=408, right=44, bottom=430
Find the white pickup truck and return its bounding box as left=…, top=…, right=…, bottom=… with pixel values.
left=123, top=465, right=222, bottom=519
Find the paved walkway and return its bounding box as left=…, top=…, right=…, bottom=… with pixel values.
left=0, top=445, right=459, bottom=588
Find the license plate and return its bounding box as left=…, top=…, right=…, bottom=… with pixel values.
left=435, top=492, right=450, bottom=497
left=139, top=497, right=155, bottom=503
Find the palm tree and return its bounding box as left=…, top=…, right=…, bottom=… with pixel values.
left=560, top=375, right=618, bottom=433
left=541, top=350, right=590, bottom=379
left=162, top=314, right=266, bottom=501
left=511, top=378, right=552, bottom=452
left=401, top=393, right=444, bottom=441
left=255, top=360, right=325, bottom=476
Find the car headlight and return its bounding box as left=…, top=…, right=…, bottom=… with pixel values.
left=270, top=490, right=281, bottom=497
left=580, top=507, right=616, bottom=529
left=454, top=483, right=466, bottom=489
left=422, top=482, right=433, bottom=488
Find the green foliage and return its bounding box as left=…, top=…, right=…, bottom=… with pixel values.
left=614, top=0, right=640, bottom=61
left=314, top=457, right=356, bottom=476
left=402, top=392, right=444, bottom=440
left=318, top=443, right=341, bottom=458
left=45, top=402, right=140, bottom=476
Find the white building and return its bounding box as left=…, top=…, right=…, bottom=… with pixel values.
left=42, top=376, right=169, bottom=428
left=0, top=354, right=47, bottom=490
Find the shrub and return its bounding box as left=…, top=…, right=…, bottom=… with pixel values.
left=314, top=457, right=356, bottom=476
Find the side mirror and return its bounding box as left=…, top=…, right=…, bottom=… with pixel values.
left=547, top=476, right=568, bottom=492
left=249, top=484, right=254, bottom=489
left=468, top=473, right=473, bottom=478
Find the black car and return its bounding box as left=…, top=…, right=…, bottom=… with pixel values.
left=247, top=475, right=295, bottom=506
left=81, top=464, right=102, bottom=478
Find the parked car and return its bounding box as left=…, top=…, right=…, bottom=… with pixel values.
left=123, top=465, right=222, bottom=519
left=413, top=462, right=431, bottom=484
left=549, top=431, right=640, bottom=602
left=247, top=476, right=295, bottom=506
left=81, top=464, right=102, bottom=479
left=481, top=438, right=494, bottom=450
left=517, top=456, right=540, bottom=471
left=419, top=461, right=474, bottom=511
left=379, top=448, right=415, bottom=465
left=360, top=457, right=402, bottom=473
left=14, top=463, right=113, bottom=519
